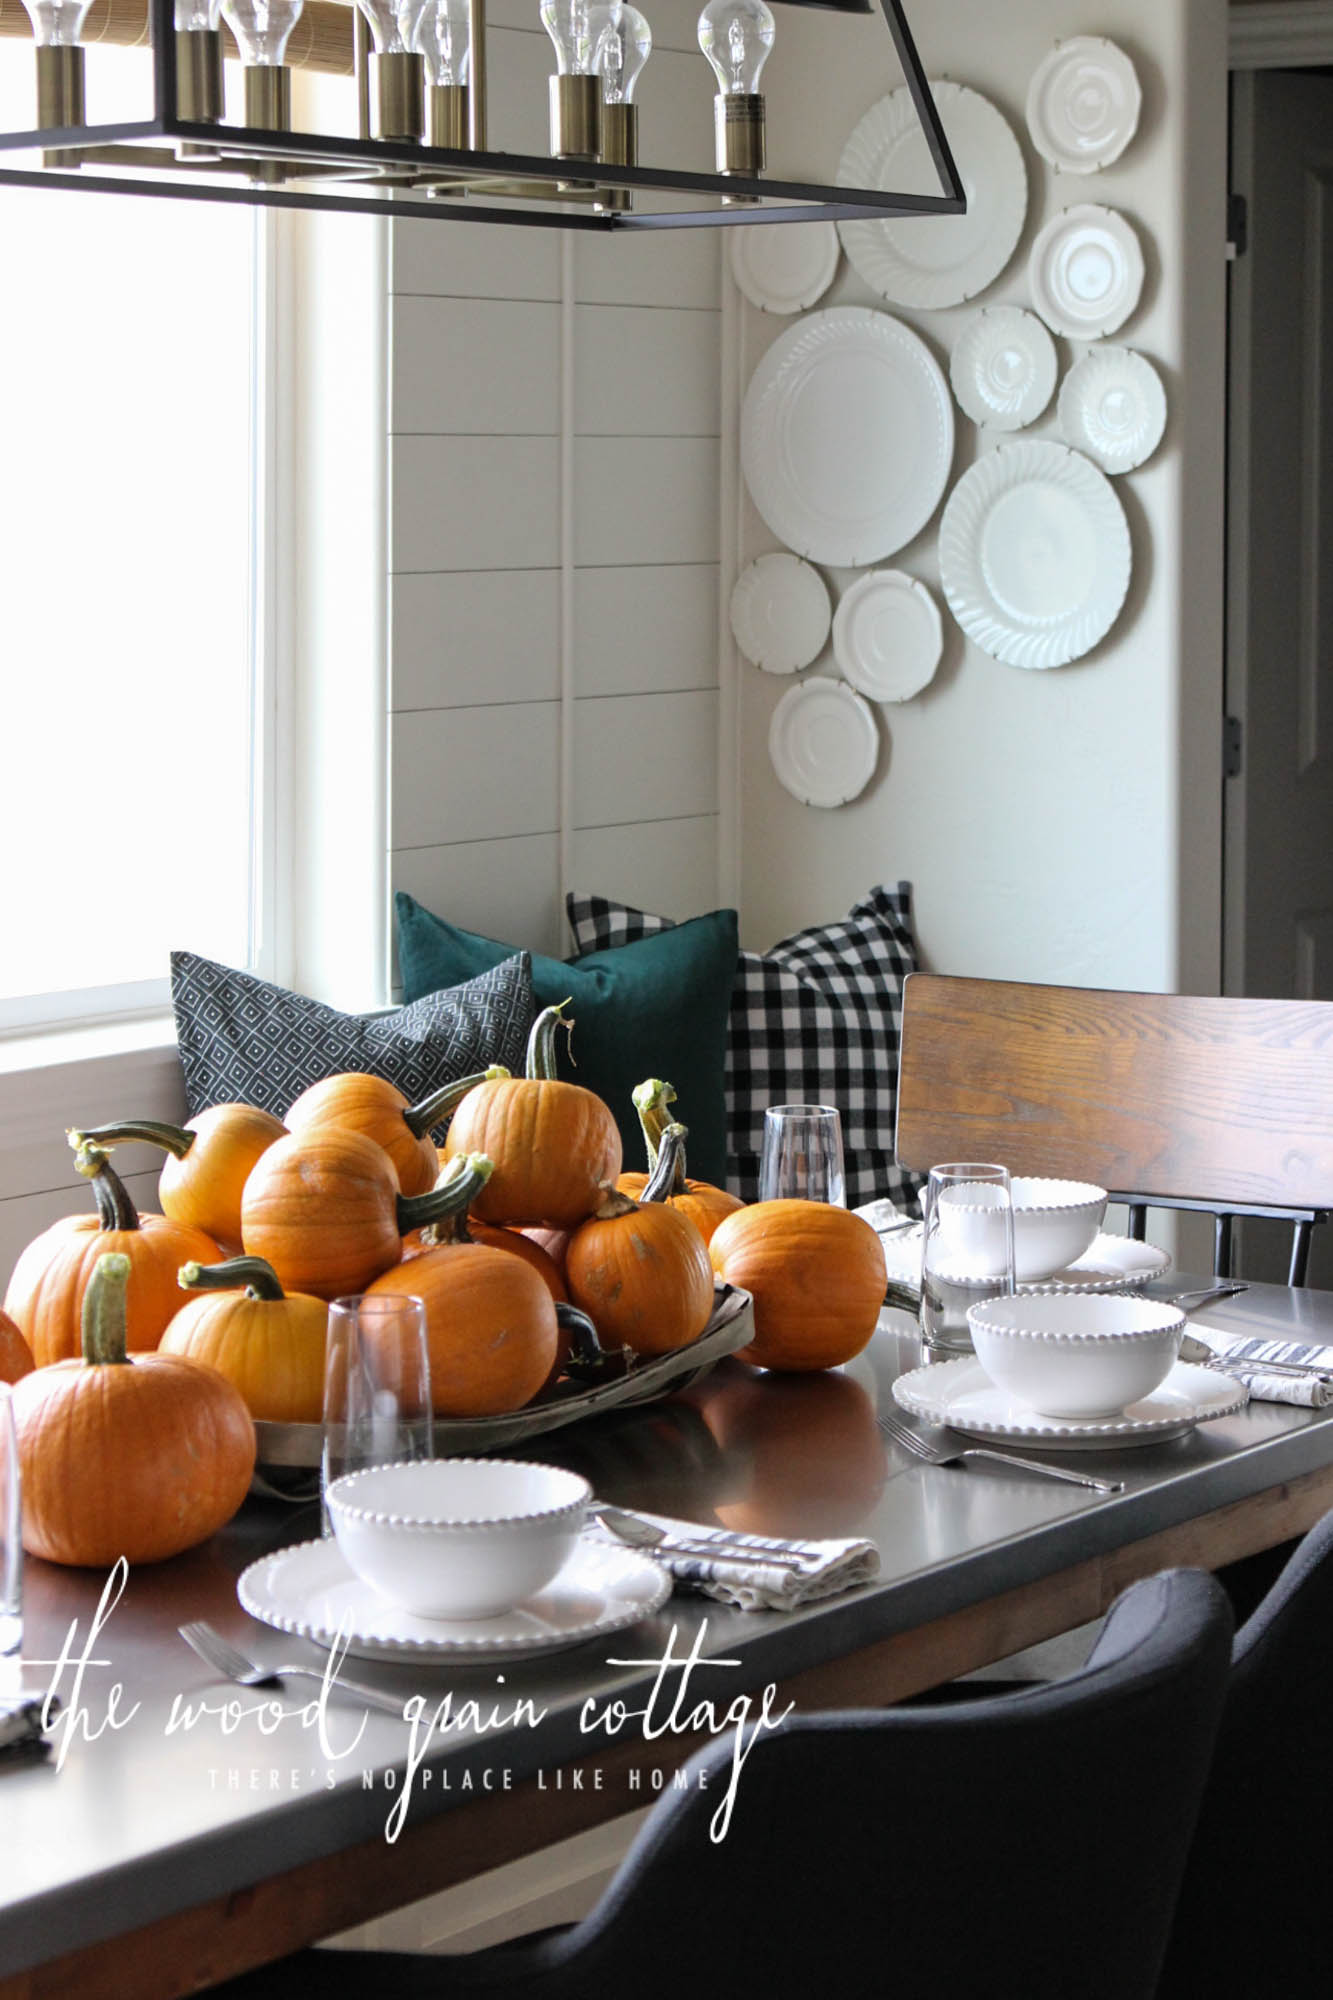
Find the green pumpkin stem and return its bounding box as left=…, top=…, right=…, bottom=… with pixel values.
left=631, top=1079, right=677, bottom=1174
left=403, top=1067, right=510, bottom=1141
left=179, top=1256, right=287, bottom=1303
left=642, top=1122, right=689, bottom=1204
left=69, top=1121, right=194, bottom=1161
left=82, top=1252, right=133, bottom=1366
left=527, top=1002, right=575, bottom=1082
left=72, top=1142, right=141, bottom=1234
left=397, top=1153, right=493, bottom=1235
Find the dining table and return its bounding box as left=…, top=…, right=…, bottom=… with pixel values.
left=4, top=1276, right=1333, bottom=2000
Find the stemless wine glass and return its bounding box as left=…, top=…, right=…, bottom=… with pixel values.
left=0, top=1386, right=20, bottom=1658
left=321, top=1295, right=433, bottom=1534
left=759, top=1104, right=846, bottom=1205
left=919, top=1163, right=1016, bottom=1357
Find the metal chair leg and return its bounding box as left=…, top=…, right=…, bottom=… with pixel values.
left=1213, top=1213, right=1234, bottom=1280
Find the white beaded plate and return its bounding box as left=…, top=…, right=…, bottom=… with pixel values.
left=1058, top=345, right=1167, bottom=475
left=892, top=1356, right=1247, bottom=1450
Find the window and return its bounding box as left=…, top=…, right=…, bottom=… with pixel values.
left=0, top=40, right=263, bottom=1032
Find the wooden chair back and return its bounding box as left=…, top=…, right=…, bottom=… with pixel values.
left=895, top=974, right=1333, bottom=1282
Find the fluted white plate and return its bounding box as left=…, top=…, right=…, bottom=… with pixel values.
left=1058, top=345, right=1167, bottom=474
left=238, top=1535, right=671, bottom=1666
left=837, top=81, right=1027, bottom=310
left=1026, top=36, right=1142, bottom=175
left=768, top=678, right=879, bottom=808
left=939, top=440, right=1131, bottom=669
left=1029, top=204, right=1145, bottom=339
left=893, top=1356, right=1246, bottom=1449
left=730, top=553, right=832, bottom=675
left=832, top=570, right=942, bottom=703
left=730, top=220, right=840, bottom=314
left=741, top=307, right=954, bottom=567
left=950, top=306, right=1058, bottom=432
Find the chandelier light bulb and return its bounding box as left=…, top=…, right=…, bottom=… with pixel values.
left=19, top=0, right=92, bottom=47
left=357, top=0, right=410, bottom=56
left=221, top=0, right=303, bottom=66
left=542, top=0, right=611, bottom=159
left=697, top=0, right=772, bottom=95
left=540, top=0, right=611, bottom=77
left=412, top=0, right=470, bottom=88
left=595, top=1, right=649, bottom=106
left=21, top=0, right=94, bottom=126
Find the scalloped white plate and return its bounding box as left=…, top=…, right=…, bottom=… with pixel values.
left=950, top=306, right=1057, bottom=432
left=1026, top=36, right=1142, bottom=175
left=880, top=1226, right=1170, bottom=1293
left=730, top=553, right=832, bottom=674
left=237, top=1535, right=670, bottom=1666
left=832, top=569, right=942, bottom=703
left=939, top=440, right=1131, bottom=670
left=741, top=307, right=954, bottom=568
left=1058, top=345, right=1167, bottom=474
left=730, top=220, right=840, bottom=314
left=1029, top=204, right=1145, bottom=339
left=892, top=1356, right=1246, bottom=1449
left=768, top=678, right=879, bottom=808
left=837, top=81, right=1027, bottom=309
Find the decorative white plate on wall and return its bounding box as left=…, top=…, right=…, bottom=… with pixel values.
left=730, top=553, right=832, bottom=674
left=836, top=81, right=1027, bottom=310
left=1058, top=346, right=1167, bottom=474
left=1028, top=204, right=1145, bottom=339
left=892, top=1356, right=1246, bottom=1450
left=949, top=306, right=1058, bottom=432
left=740, top=307, right=955, bottom=567
left=768, top=678, right=879, bottom=807
left=938, top=439, right=1132, bottom=670
left=832, top=569, right=943, bottom=703
left=730, top=220, right=840, bottom=314
left=1026, top=36, right=1142, bottom=175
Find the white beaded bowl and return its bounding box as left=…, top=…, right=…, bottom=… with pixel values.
left=327, top=1459, right=590, bottom=1621
left=935, top=1175, right=1107, bottom=1282
left=966, top=1290, right=1185, bottom=1419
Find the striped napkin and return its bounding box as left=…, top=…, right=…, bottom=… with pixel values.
left=586, top=1512, right=879, bottom=1613
left=1185, top=1327, right=1333, bottom=1408
left=0, top=1694, right=54, bottom=1762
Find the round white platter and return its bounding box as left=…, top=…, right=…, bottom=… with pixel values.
left=950, top=306, right=1058, bottom=432
left=837, top=80, right=1027, bottom=310
left=938, top=439, right=1132, bottom=670
left=1058, top=345, right=1167, bottom=475
left=880, top=1225, right=1170, bottom=1294
left=237, top=1535, right=671, bottom=1667
left=740, top=306, right=955, bottom=568
left=729, top=553, right=832, bottom=675
left=768, top=678, right=879, bottom=808
left=1026, top=36, right=1142, bottom=176
left=832, top=570, right=943, bottom=703
left=892, top=1356, right=1247, bottom=1451
left=1028, top=204, right=1145, bottom=340
left=730, top=219, right=840, bottom=315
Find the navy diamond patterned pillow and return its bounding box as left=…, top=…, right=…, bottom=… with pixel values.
left=170, top=949, right=535, bottom=1135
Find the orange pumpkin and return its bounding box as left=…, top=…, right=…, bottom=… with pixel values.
left=240, top=1127, right=477, bottom=1303
left=285, top=1067, right=505, bottom=1201
left=617, top=1078, right=743, bottom=1247
left=520, top=1226, right=572, bottom=1275
left=708, top=1199, right=885, bottom=1372
left=566, top=1126, right=715, bottom=1357
left=72, top=1105, right=286, bottom=1255
left=160, top=1255, right=329, bottom=1424
left=4, top=1143, right=223, bottom=1367
left=401, top=1177, right=569, bottom=1303
left=13, top=1252, right=256, bottom=1567
left=0, top=1310, right=34, bottom=1385
left=442, top=1005, right=621, bottom=1229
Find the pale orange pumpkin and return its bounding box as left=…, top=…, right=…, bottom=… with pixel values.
left=708, top=1198, right=885, bottom=1372
left=4, top=1143, right=224, bottom=1368
left=0, top=1310, right=34, bottom=1385
left=13, top=1253, right=256, bottom=1568
left=616, top=1079, right=743, bottom=1247
left=73, top=1104, right=286, bottom=1255
left=284, top=1067, right=506, bottom=1201
left=566, top=1125, right=715, bottom=1357
left=442, top=1005, right=621, bottom=1229
left=160, top=1255, right=329, bottom=1424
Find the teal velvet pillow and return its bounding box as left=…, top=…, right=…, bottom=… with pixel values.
left=394, top=892, right=739, bottom=1185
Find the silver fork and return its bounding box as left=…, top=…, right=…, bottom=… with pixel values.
left=877, top=1407, right=1124, bottom=1495
left=179, top=1621, right=410, bottom=1718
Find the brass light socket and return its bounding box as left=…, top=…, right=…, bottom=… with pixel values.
left=374, top=49, right=423, bottom=142
left=175, top=28, right=223, bottom=123
left=714, top=91, right=765, bottom=176
left=243, top=63, right=292, bottom=131
left=35, top=45, right=84, bottom=128
left=549, top=72, right=600, bottom=162
left=600, top=100, right=636, bottom=169
left=427, top=81, right=468, bottom=149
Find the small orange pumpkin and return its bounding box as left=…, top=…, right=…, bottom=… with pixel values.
left=160, top=1255, right=329, bottom=1424
left=13, top=1252, right=256, bottom=1568
left=72, top=1106, right=286, bottom=1256
left=4, top=1143, right=224, bottom=1368
left=616, top=1079, right=743, bottom=1247
left=285, top=1067, right=506, bottom=1201
left=708, top=1199, right=886, bottom=1372
left=442, top=1005, right=622, bottom=1230
left=565, top=1125, right=715, bottom=1357
left=0, top=1310, right=34, bottom=1385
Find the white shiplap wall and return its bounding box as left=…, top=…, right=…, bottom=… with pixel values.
left=388, top=26, right=725, bottom=963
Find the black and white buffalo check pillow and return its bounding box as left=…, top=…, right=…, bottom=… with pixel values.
left=566, top=886, right=922, bottom=1209
left=171, top=949, right=535, bottom=1134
